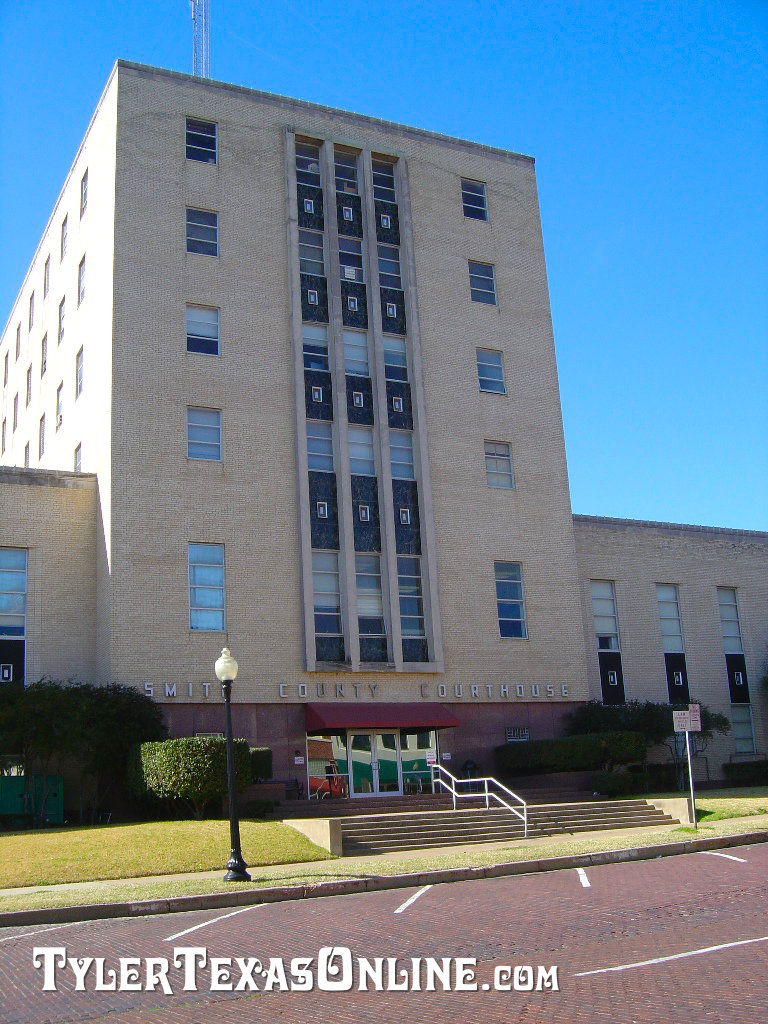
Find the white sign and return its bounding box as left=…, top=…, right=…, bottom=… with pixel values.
left=672, top=709, right=691, bottom=732
left=425, top=749, right=437, bottom=765
left=442, top=752, right=452, bottom=761
left=688, top=703, right=702, bottom=732
left=294, top=756, right=305, bottom=766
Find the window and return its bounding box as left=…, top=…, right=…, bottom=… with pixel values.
left=399, top=507, right=410, bottom=525
left=28, top=292, right=35, bottom=329
left=77, top=257, right=86, bottom=305
left=656, top=584, right=684, bottom=653
left=398, top=556, right=425, bottom=638
left=185, top=118, right=217, bottom=163
left=0, top=548, right=27, bottom=638
left=56, top=383, right=63, bottom=427
left=717, top=588, right=743, bottom=654
left=731, top=704, right=755, bottom=754
left=591, top=580, right=619, bottom=651
left=15, top=324, right=20, bottom=359
left=461, top=178, right=488, bottom=220
left=380, top=213, right=391, bottom=229
left=356, top=554, right=385, bottom=638
left=296, top=141, right=322, bottom=187
left=372, top=158, right=396, bottom=202
left=334, top=148, right=358, bottom=194
left=188, top=543, right=225, bottom=631
left=311, top=385, right=323, bottom=403
left=74, top=347, right=83, bottom=397
left=392, top=396, right=403, bottom=413
left=347, top=295, right=357, bottom=311
left=358, top=504, right=370, bottom=522
left=343, top=330, right=369, bottom=376
left=58, top=298, right=65, bottom=342
left=352, top=391, right=364, bottom=408
left=316, top=501, right=328, bottom=519
left=41, top=335, right=47, bottom=377
left=302, top=323, right=329, bottom=371
left=469, top=261, right=496, bottom=304
left=1, top=419, right=5, bottom=455
left=3, top=351, right=8, bottom=385
left=495, top=562, right=527, bottom=638
left=383, top=335, right=408, bottom=381
left=477, top=348, right=506, bottom=393
left=299, top=229, right=324, bottom=276
left=386, top=302, right=397, bottom=318
left=339, top=237, right=364, bottom=281
left=485, top=440, right=514, bottom=488
left=304, top=198, right=314, bottom=214
left=313, top=551, right=342, bottom=641
left=307, top=420, right=334, bottom=472
left=80, top=169, right=88, bottom=215
left=390, top=430, right=415, bottom=479
left=43, top=256, right=50, bottom=297
left=74, top=443, right=82, bottom=473
left=187, top=407, right=222, bottom=461
left=186, top=305, right=220, bottom=355
left=25, top=366, right=32, bottom=407
left=186, top=208, right=218, bottom=256
left=60, top=216, right=67, bottom=260
left=12, top=394, right=18, bottom=431
left=348, top=425, right=375, bottom=476
left=38, top=414, right=45, bottom=458
left=23, top=443, right=29, bottom=468
left=378, top=244, right=402, bottom=289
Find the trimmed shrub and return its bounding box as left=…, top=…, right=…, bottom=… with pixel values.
left=131, top=737, right=251, bottom=818
left=493, top=731, right=645, bottom=776
left=250, top=747, right=273, bottom=782
left=722, top=760, right=768, bottom=786
left=242, top=799, right=274, bottom=819
left=590, top=770, right=639, bottom=797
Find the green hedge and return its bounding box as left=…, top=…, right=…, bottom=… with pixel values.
left=130, top=737, right=251, bottom=818
left=722, top=760, right=768, bottom=786
left=590, top=770, right=639, bottom=797
left=493, top=731, right=645, bottom=776
left=250, top=747, right=273, bottom=782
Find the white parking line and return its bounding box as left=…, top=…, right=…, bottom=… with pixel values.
left=576, top=868, right=590, bottom=888
left=164, top=904, right=265, bottom=942
left=0, top=921, right=89, bottom=944
left=574, top=934, right=768, bottom=976
left=394, top=885, right=433, bottom=914
left=699, top=851, right=747, bottom=863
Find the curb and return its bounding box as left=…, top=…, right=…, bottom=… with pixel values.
left=2, top=830, right=767, bottom=928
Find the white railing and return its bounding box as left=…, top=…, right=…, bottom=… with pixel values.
left=430, top=763, right=528, bottom=838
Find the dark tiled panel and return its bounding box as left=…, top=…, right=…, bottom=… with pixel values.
left=346, top=374, right=374, bottom=426
left=304, top=369, right=333, bottom=421
left=393, top=478, right=421, bottom=554
left=301, top=273, right=329, bottom=322
left=341, top=281, right=368, bottom=328
left=309, top=471, right=339, bottom=549
left=374, top=199, right=400, bottom=244
left=380, top=287, right=406, bottom=334
left=386, top=380, right=413, bottom=429
left=403, top=637, right=429, bottom=663
left=297, top=184, right=324, bottom=230
left=336, top=193, right=363, bottom=238
left=350, top=474, right=381, bottom=552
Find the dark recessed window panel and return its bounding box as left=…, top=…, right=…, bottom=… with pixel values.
left=300, top=274, right=329, bottom=322
left=386, top=380, right=413, bottom=429
left=346, top=374, right=374, bottom=425
left=336, top=193, right=363, bottom=238
left=374, top=200, right=400, bottom=244
left=726, top=653, right=750, bottom=703
left=598, top=651, right=625, bottom=705
left=304, top=369, right=333, bottom=421
left=308, top=471, right=339, bottom=549
left=297, top=184, right=324, bottom=230
left=351, top=474, right=381, bottom=552
left=380, top=287, right=406, bottom=334
left=403, top=637, right=428, bottom=663
left=341, top=281, right=368, bottom=328
left=664, top=652, right=690, bottom=705
left=360, top=636, right=388, bottom=663
left=316, top=635, right=345, bottom=663
left=393, top=478, right=421, bottom=554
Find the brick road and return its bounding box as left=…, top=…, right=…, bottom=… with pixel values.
left=1, top=843, right=766, bottom=1023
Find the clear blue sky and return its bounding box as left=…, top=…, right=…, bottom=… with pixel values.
left=1, top=1, right=766, bottom=529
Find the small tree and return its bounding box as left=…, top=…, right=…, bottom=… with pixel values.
left=131, top=736, right=251, bottom=819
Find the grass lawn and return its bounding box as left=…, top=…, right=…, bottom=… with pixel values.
left=1, top=813, right=766, bottom=916
left=638, top=787, right=768, bottom=822
left=0, top=819, right=331, bottom=889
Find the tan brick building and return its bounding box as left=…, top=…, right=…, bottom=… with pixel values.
left=1, top=62, right=766, bottom=791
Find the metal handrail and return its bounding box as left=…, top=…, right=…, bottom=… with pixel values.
left=430, top=763, right=528, bottom=838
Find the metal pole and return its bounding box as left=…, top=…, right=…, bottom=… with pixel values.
left=685, top=729, right=697, bottom=831
left=222, top=678, right=251, bottom=881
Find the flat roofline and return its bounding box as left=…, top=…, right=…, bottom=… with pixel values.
left=573, top=513, right=768, bottom=542
left=117, top=60, right=535, bottom=165
left=0, top=466, right=97, bottom=489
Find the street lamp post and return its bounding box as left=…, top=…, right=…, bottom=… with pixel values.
left=214, top=646, right=251, bottom=882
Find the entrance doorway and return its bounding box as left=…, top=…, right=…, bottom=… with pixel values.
left=348, top=731, right=401, bottom=797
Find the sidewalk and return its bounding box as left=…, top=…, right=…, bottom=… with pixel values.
left=1, top=815, right=767, bottom=927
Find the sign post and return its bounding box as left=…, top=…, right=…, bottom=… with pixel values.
left=672, top=705, right=701, bottom=829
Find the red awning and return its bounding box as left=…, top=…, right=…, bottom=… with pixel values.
left=305, top=702, right=460, bottom=732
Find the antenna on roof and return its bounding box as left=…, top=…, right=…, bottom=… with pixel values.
left=189, top=0, right=210, bottom=78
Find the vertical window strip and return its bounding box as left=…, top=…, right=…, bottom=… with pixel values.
left=307, top=420, right=334, bottom=472
left=717, top=587, right=743, bottom=654
left=656, top=583, right=684, bottom=653
left=343, top=330, right=369, bottom=376
left=495, top=562, right=527, bottom=638
left=188, top=543, right=225, bottom=631
left=476, top=348, right=505, bottom=393
left=296, top=141, right=322, bottom=188
left=0, top=547, right=27, bottom=638
left=398, top=556, right=425, bottom=637
left=372, top=158, right=396, bottom=202
left=302, top=323, right=329, bottom=371
left=390, top=430, right=415, bottom=479
left=484, top=440, right=514, bottom=487
left=187, top=407, right=222, bottom=460
left=591, top=580, right=619, bottom=651
left=312, top=551, right=343, bottom=639
left=348, top=426, right=375, bottom=476
left=469, top=261, right=496, bottom=304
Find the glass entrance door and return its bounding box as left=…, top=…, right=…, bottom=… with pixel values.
left=348, top=731, right=402, bottom=796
